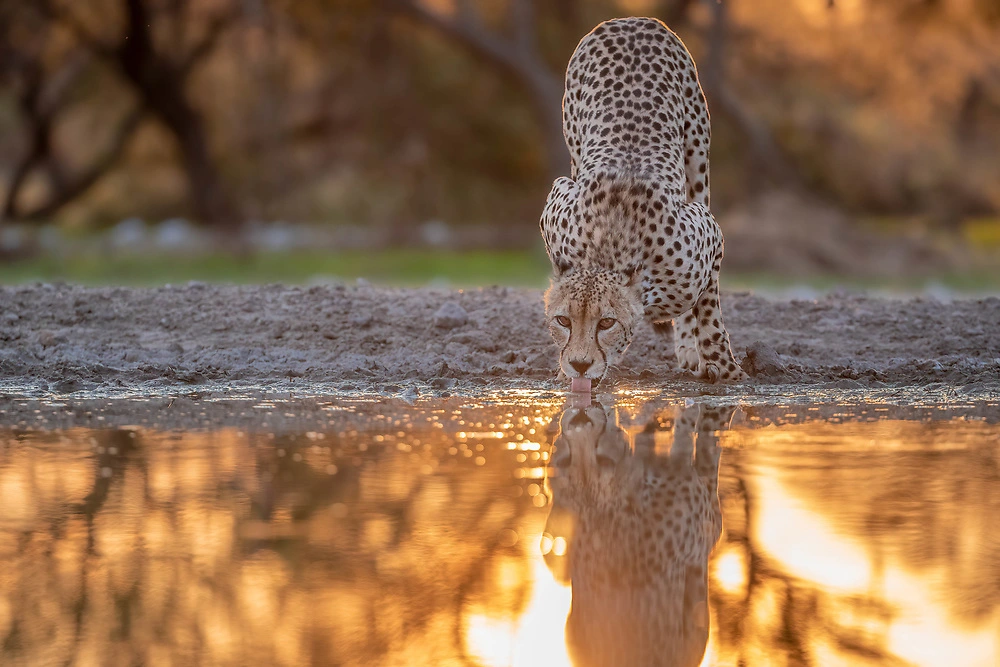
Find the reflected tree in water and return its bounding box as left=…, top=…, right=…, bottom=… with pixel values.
left=0, top=415, right=553, bottom=665
left=2, top=404, right=1000, bottom=666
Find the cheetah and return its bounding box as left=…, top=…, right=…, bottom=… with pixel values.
left=544, top=401, right=732, bottom=666
left=541, top=17, right=746, bottom=390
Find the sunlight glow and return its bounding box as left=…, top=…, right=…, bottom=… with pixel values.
left=796, top=0, right=865, bottom=26
left=712, top=547, right=747, bottom=595
left=465, top=557, right=573, bottom=667
left=884, top=567, right=1000, bottom=667
left=754, top=474, right=872, bottom=591
left=4, top=412, right=999, bottom=666
left=752, top=454, right=1000, bottom=667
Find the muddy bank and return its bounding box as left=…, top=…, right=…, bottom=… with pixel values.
left=0, top=283, right=998, bottom=399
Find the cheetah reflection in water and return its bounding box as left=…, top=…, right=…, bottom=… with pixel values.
left=544, top=402, right=734, bottom=666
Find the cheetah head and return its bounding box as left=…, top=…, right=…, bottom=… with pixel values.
left=544, top=260, right=644, bottom=389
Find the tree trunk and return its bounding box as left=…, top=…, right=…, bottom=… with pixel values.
left=2, top=67, right=49, bottom=220
left=2, top=125, right=48, bottom=220
left=660, top=0, right=697, bottom=27
left=701, top=0, right=802, bottom=189
left=522, top=61, right=569, bottom=182
left=144, top=83, right=236, bottom=226
left=116, top=0, right=238, bottom=227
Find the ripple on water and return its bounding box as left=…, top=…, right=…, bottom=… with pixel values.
left=0, top=396, right=998, bottom=666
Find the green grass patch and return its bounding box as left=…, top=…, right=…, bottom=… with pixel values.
left=963, top=217, right=1000, bottom=248
left=0, top=249, right=553, bottom=288
left=721, top=270, right=1000, bottom=293
left=2, top=248, right=999, bottom=292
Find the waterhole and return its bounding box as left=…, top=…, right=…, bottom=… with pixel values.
left=1, top=395, right=998, bottom=666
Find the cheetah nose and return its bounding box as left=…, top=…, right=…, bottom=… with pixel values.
left=570, top=359, right=592, bottom=375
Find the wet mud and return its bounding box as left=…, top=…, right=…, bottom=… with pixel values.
left=0, top=283, right=998, bottom=402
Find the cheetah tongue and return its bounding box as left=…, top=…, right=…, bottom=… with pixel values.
left=570, top=377, right=593, bottom=393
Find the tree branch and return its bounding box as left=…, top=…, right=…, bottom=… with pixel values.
left=1, top=51, right=88, bottom=220
left=37, top=49, right=91, bottom=116
left=392, top=0, right=526, bottom=77
left=510, top=0, right=537, bottom=56
left=18, top=106, right=145, bottom=221
left=701, top=0, right=802, bottom=187
left=168, top=0, right=192, bottom=49
left=391, top=0, right=569, bottom=178
left=180, top=7, right=239, bottom=74
left=708, top=84, right=801, bottom=186
left=36, top=0, right=116, bottom=57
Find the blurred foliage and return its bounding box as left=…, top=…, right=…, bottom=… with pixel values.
left=0, top=0, right=999, bottom=229
left=4, top=247, right=1000, bottom=290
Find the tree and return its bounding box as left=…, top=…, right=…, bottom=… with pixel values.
left=699, top=0, right=801, bottom=188
left=0, top=2, right=144, bottom=221
left=5, top=0, right=241, bottom=226
left=391, top=0, right=571, bottom=182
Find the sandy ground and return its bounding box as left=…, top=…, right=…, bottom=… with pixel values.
left=0, top=282, right=998, bottom=404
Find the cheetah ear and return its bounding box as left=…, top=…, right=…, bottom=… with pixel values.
left=554, top=256, right=575, bottom=277
left=622, top=263, right=643, bottom=287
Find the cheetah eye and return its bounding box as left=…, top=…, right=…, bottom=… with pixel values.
left=555, top=316, right=571, bottom=328
left=597, top=318, right=617, bottom=330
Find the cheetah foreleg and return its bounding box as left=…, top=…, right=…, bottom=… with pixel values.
left=652, top=319, right=699, bottom=373
left=691, top=263, right=747, bottom=383
left=672, top=312, right=701, bottom=373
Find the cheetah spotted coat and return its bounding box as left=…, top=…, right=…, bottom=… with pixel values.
left=541, top=17, right=745, bottom=382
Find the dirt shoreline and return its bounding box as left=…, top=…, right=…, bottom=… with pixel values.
left=1, top=283, right=998, bottom=402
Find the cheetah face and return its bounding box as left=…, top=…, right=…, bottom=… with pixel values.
left=544, top=264, right=644, bottom=387
left=548, top=402, right=634, bottom=505
left=549, top=402, right=630, bottom=475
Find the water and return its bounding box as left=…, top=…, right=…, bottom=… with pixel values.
left=1, top=396, right=998, bottom=666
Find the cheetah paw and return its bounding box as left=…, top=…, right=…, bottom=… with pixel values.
left=700, top=363, right=748, bottom=384
left=729, top=366, right=750, bottom=382
left=700, top=363, right=721, bottom=384
left=675, top=344, right=700, bottom=373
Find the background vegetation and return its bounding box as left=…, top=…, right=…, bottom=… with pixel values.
left=1, top=0, right=999, bottom=284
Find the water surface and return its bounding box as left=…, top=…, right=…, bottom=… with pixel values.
left=1, top=397, right=998, bottom=666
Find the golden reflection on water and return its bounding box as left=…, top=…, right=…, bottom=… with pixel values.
left=0, top=401, right=998, bottom=666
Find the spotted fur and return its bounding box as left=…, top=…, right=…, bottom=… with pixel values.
left=542, top=17, right=745, bottom=384
left=544, top=402, right=732, bottom=666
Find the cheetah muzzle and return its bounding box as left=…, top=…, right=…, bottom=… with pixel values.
left=541, top=17, right=747, bottom=389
